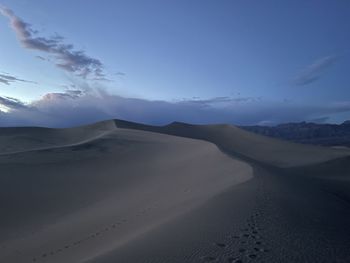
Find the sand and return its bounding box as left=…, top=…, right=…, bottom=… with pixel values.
left=114, top=120, right=350, bottom=167
left=1, top=119, right=350, bottom=263
left=0, top=120, right=116, bottom=154
left=0, top=120, right=251, bottom=263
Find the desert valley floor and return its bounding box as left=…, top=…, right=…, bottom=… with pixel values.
left=0, top=120, right=350, bottom=263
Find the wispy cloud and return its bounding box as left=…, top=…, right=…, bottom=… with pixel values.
left=0, top=6, right=107, bottom=80
left=0, top=73, right=36, bottom=85
left=0, top=96, right=27, bottom=109
left=179, top=96, right=262, bottom=107
left=293, top=55, right=338, bottom=86
left=115, top=72, right=126, bottom=77
left=180, top=96, right=232, bottom=106
left=35, top=55, right=47, bottom=61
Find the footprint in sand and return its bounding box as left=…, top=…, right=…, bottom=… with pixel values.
left=214, top=242, right=226, bottom=248
left=201, top=255, right=217, bottom=261
left=227, top=257, right=240, bottom=263
left=248, top=254, right=257, bottom=259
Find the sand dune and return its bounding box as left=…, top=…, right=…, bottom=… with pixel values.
left=0, top=122, right=251, bottom=263
left=1, top=119, right=350, bottom=263
left=0, top=120, right=116, bottom=154
left=114, top=120, right=350, bottom=167
left=93, top=120, right=350, bottom=263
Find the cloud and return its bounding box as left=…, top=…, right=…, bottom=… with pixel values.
left=35, top=55, right=47, bottom=61
left=0, top=73, right=36, bottom=85
left=293, top=55, right=338, bottom=86
left=179, top=96, right=261, bottom=107
left=0, top=96, right=27, bottom=109
left=40, top=90, right=83, bottom=101
left=309, top=116, right=330, bottom=124
left=0, top=6, right=106, bottom=80
left=115, top=72, right=126, bottom=77
left=180, top=96, right=232, bottom=106
left=1, top=87, right=350, bottom=127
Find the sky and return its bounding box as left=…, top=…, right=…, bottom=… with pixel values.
left=0, top=0, right=350, bottom=127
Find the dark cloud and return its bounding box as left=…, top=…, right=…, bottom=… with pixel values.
left=0, top=6, right=106, bottom=80
left=0, top=78, right=9, bottom=85
left=0, top=96, right=27, bottom=109
left=0, top=73, right=36, bottom=85
left=1, top=87, right=350, bottom=127
left=293, top=55, right=338, bottom=86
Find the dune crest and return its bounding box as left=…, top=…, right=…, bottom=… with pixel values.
left=114, top=119, right=350, bottom=167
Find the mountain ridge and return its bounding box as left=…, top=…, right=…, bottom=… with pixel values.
left=241, top=120, right=350, bottom=147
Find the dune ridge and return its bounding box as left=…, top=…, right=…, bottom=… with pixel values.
left=114, top=119, right=350, bottom=167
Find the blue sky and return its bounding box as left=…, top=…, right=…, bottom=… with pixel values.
left=0, top=0, right=350, bottom=127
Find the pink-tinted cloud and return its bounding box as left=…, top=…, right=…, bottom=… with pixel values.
left=0, top=6, right=106, bottom=80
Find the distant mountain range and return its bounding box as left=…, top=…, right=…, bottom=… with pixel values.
left=240, top=121, right=350, bottom=147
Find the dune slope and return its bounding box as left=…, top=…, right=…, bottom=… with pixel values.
left=0, top=120, right=117, bottom=154
left=1, top=119, right=350, bottom=263
left=114, top=120, right=350, bottom=167
left=0, top=123, right=252, bottom=263
left=88, top=120, right=350, bottom=263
